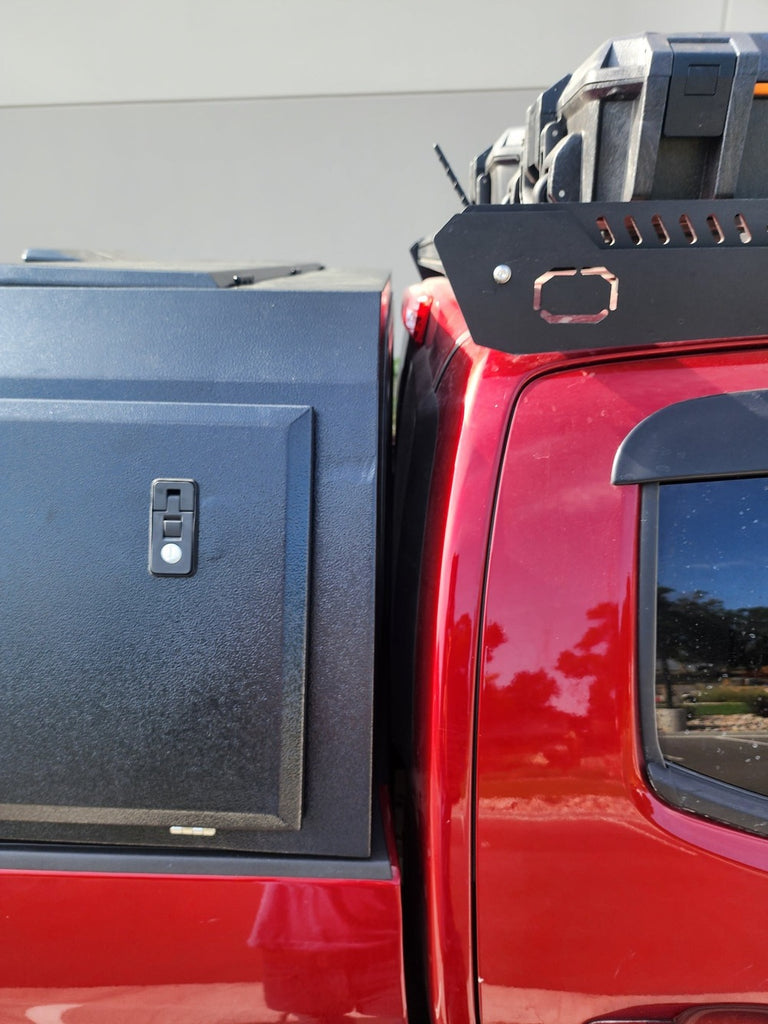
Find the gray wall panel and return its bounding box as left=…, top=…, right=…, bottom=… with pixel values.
left=726, top=0, right=768, bottom=26
left=0, top=89, right=536, bottom=304
left=0, top=0, right=727, bottom=105
left=0, top=5, right=747, bottom=304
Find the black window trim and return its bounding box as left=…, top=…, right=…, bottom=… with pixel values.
left=616, top=389, right=768, bottom=837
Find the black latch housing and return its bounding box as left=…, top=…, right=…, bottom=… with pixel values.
left=149, top=478, right=197, bottom=576
left=663, top=41, right=737, bottom=137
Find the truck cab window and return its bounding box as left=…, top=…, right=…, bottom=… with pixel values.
left=613, top=389, right=768, bottom=834
left=656, top=477, right=768, bottom=800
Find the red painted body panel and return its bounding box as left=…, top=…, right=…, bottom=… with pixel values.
left=402, top=276, right=474, bottom=382
left=412, top=340, right=494, bottom=1024
left=476, top=346, right=768, bottom=1024
left=410, top=281, right=537, bottom=1024
left=408, top=265, right=768, bottom=1024
left=0, top=803, right=407, bottom=1022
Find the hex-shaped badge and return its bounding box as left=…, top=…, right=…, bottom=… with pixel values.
left=533, top=266, right=619, bottom=325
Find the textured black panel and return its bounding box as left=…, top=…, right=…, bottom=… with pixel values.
left=435, top=199, right=768, bottom=354
left=0, top=791, right=394, bottom=879
left=0, top=266, right=388, bottom=857
left=0, top=400, right=311, bottom=833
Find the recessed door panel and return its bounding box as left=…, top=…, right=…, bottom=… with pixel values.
left=0, top=398, right=311, bottom=847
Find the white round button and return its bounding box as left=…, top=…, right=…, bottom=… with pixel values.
left=160, top=543, right=183, bottom=565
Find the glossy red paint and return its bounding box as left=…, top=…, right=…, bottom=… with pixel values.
left=402, top=286, right=433, bottom=346
left=412, top=343, right=489, bottom=1024
left=411, top=318, right=544, bottom=1024
left=404, top=275, right=474, bottom=382
left=0, top=803, right=406, bottom=1023
left=408, top=271, right=624, bottom=1024
left=408, top=280, right=768, bottom=1024
left=475, top=346, right=768, bottom=1024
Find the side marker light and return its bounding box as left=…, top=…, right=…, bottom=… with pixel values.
left=402, top=290, right=433, bottom=345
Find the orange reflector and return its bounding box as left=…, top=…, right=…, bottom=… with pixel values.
left=754, top=82, right=768, bottom=96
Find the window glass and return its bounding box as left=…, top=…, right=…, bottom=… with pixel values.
left=656, top=477, right=768, bottom=797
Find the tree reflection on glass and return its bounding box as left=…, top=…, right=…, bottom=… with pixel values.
left=655, top=477, right=768, bottom=797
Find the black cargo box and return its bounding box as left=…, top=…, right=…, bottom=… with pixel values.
left=0, top=256, right=389, bottom=858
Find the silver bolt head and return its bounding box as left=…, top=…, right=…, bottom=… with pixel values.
left=160, top=542, right=183, bottom=564
left=493, top=264, right=512, bottom=285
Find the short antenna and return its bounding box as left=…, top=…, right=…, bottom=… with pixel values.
left=433, top=143, right=470, bottom=208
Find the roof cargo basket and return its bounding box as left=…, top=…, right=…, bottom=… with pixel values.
left=430, top=33, right=768, bottom=354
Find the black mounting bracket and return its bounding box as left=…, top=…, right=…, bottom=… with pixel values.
left=434, top=198, right=768, bottom=355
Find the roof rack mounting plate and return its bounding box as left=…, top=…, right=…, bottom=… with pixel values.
left=435, top=198, right=768, bottom=355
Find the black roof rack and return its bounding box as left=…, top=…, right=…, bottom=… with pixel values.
left=435, top=198, right=768, bottom=354
left=430, top=32, right=768, bottom=355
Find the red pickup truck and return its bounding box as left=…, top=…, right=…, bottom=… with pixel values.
left=3, top=31, right=768, bottom=1024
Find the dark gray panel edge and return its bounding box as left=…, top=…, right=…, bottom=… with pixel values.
left=277, top=407, right=313, bottom=828
left=612, top=388, right=768, bottom=484
left=0, top=791, right=392, bottom=880
left=0, top=801, right=287, bottom=831
left=0, top=396, right=311, bottom=430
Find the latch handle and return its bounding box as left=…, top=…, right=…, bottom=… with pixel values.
left=149, top=478, right=197, bottom=576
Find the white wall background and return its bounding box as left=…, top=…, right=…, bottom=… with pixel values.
left=0, top=0, right=766, bottom=299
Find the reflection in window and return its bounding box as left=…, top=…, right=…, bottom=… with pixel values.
left=656, top=477, right=768, bottom=798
